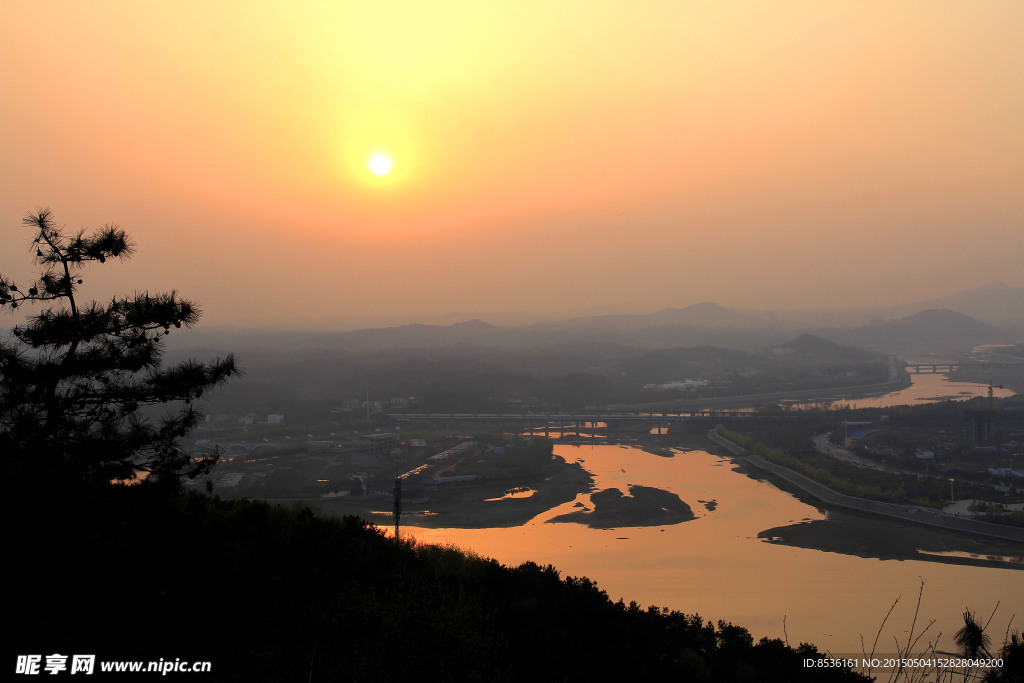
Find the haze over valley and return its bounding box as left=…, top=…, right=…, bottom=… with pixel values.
left=4, top=2, right=1023, bottom=679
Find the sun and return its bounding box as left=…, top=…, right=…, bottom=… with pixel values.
left=368, top=154, right=393, bottom=176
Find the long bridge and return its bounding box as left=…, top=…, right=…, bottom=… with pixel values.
left=904, top=361, right=1022, bottom=374
left=387, top=411, right=802, bottom=426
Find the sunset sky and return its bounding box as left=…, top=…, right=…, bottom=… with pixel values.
left=2, top=1, right=1022, bottom=328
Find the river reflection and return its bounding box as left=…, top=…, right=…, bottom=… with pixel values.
left=789, top=372, right=1015, bottom=410
left=407, top=375, right=1021, bottom=656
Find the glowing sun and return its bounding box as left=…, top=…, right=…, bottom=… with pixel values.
left=368, top=154, right=393, bottom=176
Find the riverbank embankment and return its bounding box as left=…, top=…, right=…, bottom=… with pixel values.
left=707, top=430, right=1024, bottom=544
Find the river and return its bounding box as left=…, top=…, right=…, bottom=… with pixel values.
left=405, top=374, right=1022, bottom=659
left=789, top=371, right=1014, bottom=410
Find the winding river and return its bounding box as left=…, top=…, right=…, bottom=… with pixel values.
left=407, top=375, right=1022, bottom=658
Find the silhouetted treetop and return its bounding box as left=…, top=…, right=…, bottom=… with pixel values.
left=0, top=208, right=237, bottom=484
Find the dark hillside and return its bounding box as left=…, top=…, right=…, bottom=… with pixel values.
left=8, top=480, right=869, bottom=682
left=772, top=333, right=877, bottom=361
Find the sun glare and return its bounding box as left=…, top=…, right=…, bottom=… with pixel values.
left=368, top=154, right=393, bottom=176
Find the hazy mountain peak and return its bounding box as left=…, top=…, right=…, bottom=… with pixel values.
left=898, top=308, right=990, bottom=328
left=451, top=318, right=496, bottom=330
left=906, top=282, right=1024, bottom=325
left=774, top=333, right=852, bottom=357
left=684, top=301, right=727, bottom=312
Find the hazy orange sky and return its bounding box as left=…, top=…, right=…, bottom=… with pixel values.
left=2, top=2, right=1022, bottom=328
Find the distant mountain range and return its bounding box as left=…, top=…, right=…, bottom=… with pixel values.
left=171, top=282, right=1023, bottom=357
left=531, top=281, right=1024, bottom=331
left=899, top=280, right=1024, bottom=325
left=636, top=281, right=1024, bottom=328
left=818, top=309, right=1008, bottom=354
left=550, top=302, right=760, bottom=330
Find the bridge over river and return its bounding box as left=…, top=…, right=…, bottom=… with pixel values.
left=904, top=361, right=1022, bottom=373
left=387, top=411, right=805, bottom=434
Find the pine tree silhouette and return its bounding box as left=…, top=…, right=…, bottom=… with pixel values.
left=0, top=209, right=237, bottom=485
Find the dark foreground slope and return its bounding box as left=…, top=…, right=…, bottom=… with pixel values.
left=8, top=479, right=868, bottom=682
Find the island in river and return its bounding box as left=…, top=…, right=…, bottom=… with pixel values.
left=548, top=484, right=695, bottom=528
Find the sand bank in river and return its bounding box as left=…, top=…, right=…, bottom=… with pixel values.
left=547, top=485, right=694, bottom=528
left=760, top=509, right=1024, bottom=570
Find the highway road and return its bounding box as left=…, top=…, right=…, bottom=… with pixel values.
left=707, top=430, right=1024, bottom=544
